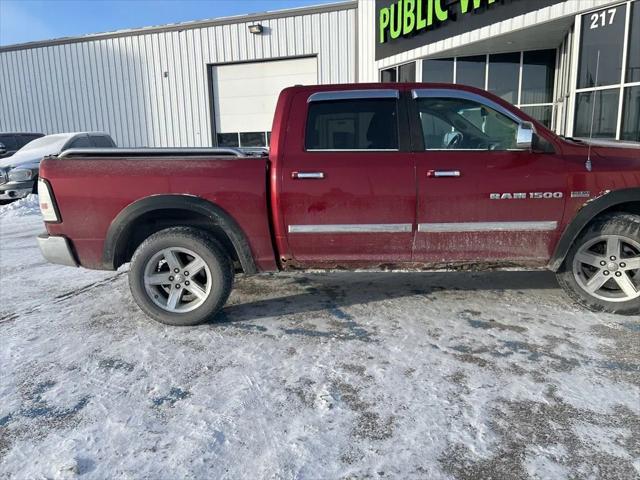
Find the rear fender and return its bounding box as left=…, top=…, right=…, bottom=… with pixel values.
left=103, top=194, right=257, bottom=273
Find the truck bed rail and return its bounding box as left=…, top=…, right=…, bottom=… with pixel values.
left=56, top=147, right=267, bottom=159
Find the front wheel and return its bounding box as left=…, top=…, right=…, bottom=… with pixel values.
left=129, top=227, right=233, bottom=326
left=557, top=213, right=640, bottom=315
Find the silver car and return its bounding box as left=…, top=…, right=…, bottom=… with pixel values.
left=0, top=132, right=116, bottom=202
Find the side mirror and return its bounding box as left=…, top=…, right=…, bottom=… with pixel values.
left=0, top=143, right=6, bottom=156
left=516, top=122, right=535, bottom=150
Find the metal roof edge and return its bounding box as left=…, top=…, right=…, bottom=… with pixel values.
left=0, top=1, right=357, bottom=53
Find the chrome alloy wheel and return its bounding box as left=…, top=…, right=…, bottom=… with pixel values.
left=143, top=247, right=212, bottom=313
left=572, top=234, right=640, bottom=302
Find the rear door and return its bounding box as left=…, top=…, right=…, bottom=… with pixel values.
left=278, top=89, right=416, bottom=266
left=410, top=89, right=567, bottom=264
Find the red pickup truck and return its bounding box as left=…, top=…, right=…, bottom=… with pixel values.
left=37, top=83, right=640, bottom=325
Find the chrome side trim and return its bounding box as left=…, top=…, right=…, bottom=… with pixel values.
left=418, top=221, right=558, bottom=233
left=308, top=89, right=400, bottom=103
left=412, top=89, right=524, bottom=124
left=289, top=224, right=412, bottom=233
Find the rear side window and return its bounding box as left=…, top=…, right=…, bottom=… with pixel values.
left=0, top=135, right=18, bottom=150
left=90, top=135, right=115, bottom=148
left=67, top=136, right=92, bottom=149
left=305, top=99, right=399, bottom=151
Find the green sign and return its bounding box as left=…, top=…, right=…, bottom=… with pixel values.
left=379, top=0, right=497, bottom=44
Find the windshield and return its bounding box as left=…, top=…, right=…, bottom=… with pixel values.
left=18, top=134, right=72, bottom=153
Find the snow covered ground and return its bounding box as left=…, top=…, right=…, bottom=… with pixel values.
left=1, top=196, right=638, bottom=479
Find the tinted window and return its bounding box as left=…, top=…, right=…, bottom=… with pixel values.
left=574, top=89, right=620, bottom=138
left=621, top=86, right=640, bottom=142
left=488, top=52, right=520, bottom=104
left=306, top=99, right=398, bottom=150
left=398, top=62, right=416, bottom=82
left=380, top=67, right=397, bottom=83
left=67, top=136, right=92, bottom=149
left=0, top=135, right=18, bottom=150
left=90, top=135, right=114, bottom=148
left=239, top=132, right=266, bottom=147
left=217, top=133, right=239, bottom=147
left=578, top=4, right=627, bottom=88
left=456, top=55, right=486, bottom=89
left=416, top=97, right=519, bottom=151
left=522, top=50, right=556, bottom=105
left=423, top=58, right=454, bottom=83
left=628, top=2, right=640, bottom=82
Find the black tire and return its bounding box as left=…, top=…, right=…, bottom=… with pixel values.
left=557, top=213, right=640, bottom=315
left=129, top=227, right=233, bottom=326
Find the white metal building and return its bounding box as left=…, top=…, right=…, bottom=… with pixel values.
left=0, top=0, right=638, bottom=146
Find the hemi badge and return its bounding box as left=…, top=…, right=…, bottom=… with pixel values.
left=571, top=191, right=591, bottom=198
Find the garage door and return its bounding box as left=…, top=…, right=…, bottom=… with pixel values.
left=211, top=56, right=318, bottom=148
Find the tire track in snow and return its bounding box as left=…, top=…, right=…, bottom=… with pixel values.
left=0, top=272, right=126, bottom=325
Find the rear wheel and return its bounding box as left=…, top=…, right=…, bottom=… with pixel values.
left=557, top=213, right=640, bottom=315
left=129, top=227, right=233, bottom=326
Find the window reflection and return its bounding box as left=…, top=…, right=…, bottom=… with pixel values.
left=488, top=52, right=520, bottom=104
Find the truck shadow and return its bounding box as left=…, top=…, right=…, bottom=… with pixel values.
left=218, top=271, right=562, bottom=324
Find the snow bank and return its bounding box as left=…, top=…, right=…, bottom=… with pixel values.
left=0, top=194, right=41, bottom=219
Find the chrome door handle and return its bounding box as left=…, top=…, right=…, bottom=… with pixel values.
left=427, top=170, right=461, bottom=178
left=292, top=171, right=325, bottom=179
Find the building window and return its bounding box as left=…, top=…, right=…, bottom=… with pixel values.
left=398, top=62, right=416, bottom=82
left=217, top=132, right=270, bottom=148
left=217, top=133, right=239, bottom=147
left=578, top=4, right=627, bottom=89
left=574, top=2, right=640, bottom=139
left=380, top=62, right=416, bottom=83
left=305, top=99, right=399, bottom=150
left=488, top=52, right=520, bottom=104
left=239, top=132, right=266, bottom=147
left=621, top=86, right=640, bottom=141
left=627, top=1, right=640, bottom=82
left=522, top=50, right=556, bottom=105
left=574, top=89, right=621, bottom=138
left=456, top=55, right=486, bottom=89
left=423, top=58, right=454, bottom=83
left=380, top=67, right=397, bottom=83
left=421, top=49, right=557, bottom=128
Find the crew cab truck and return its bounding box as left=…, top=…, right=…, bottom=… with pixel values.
left=36, top=83, right=640, bottom=325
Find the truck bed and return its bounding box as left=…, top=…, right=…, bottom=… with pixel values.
left=40, top=150, right=277, bottom=271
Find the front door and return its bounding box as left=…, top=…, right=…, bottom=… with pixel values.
left=410, top=89, right=567, bottom=265
left=278, top=89, right=416, bottom=267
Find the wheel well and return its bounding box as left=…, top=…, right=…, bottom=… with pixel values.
left=113, top=208, right=241, bottom=271
left=551, top=197, right=640, bottom=271
left=598, top=201, right=640, bottom=218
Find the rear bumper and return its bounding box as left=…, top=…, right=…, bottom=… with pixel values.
left=37, top=234, right=78, bottom=267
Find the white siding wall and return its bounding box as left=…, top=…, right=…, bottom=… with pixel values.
left=0, top=6, right=356, bottom=147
